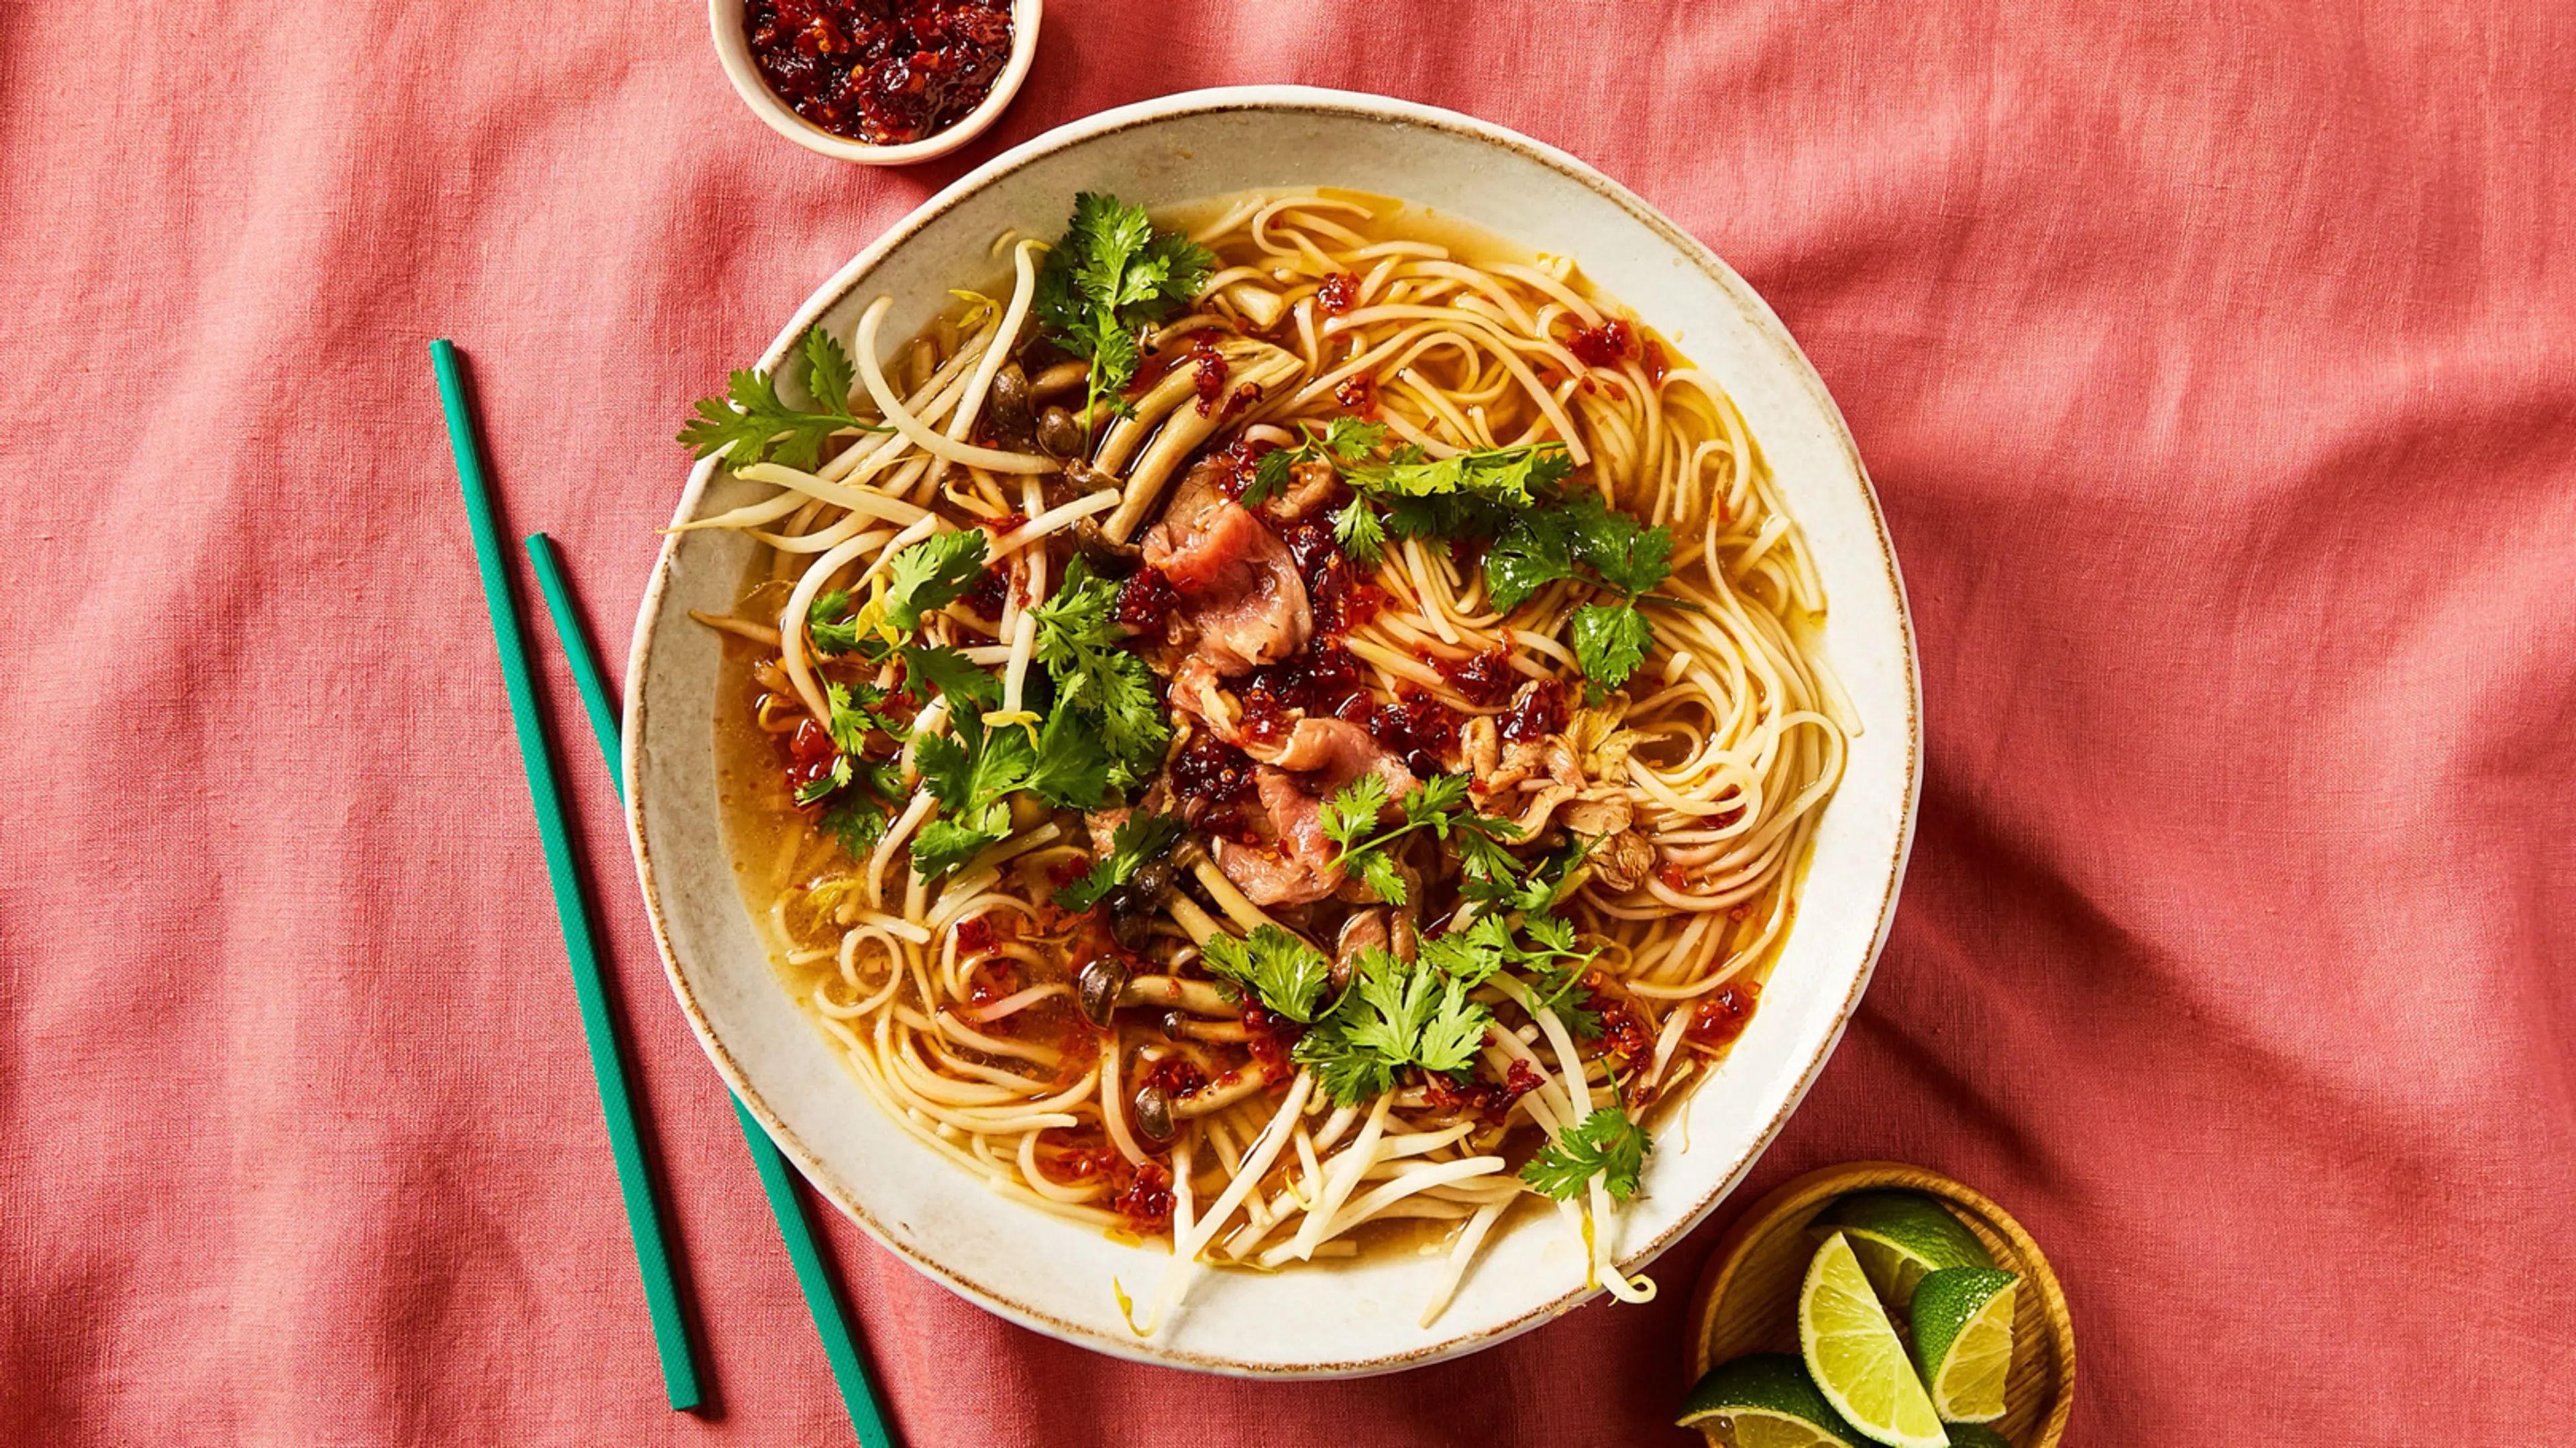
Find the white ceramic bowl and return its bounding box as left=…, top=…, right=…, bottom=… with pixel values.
left=627, top=85, right=1921, bottom=1376
left=707, top=0, right=1041, bottom=166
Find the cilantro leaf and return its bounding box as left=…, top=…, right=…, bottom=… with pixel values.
left=1413, top=984, right=1492, bottom=1075
left=910, top=814, right=1008, bottom=881
left=1483, top=508, right=1580, bottom=612
left=678, top=324, right=890, bottom=470
left=1480, top=492, right=1669, bottom=615
left=808, top=589, right=869, bottom=655
left=1518, top=1107, right=1651, bottom=1203
left=1348, top=850, right=1409, bottom=905
left=821, top=791, right=888, bottom=857
left=1415, top=911, right=1600, bottom=1044
left=1460, top=836, right=1594, bottom=915
left=899, top=643, right=1001, bottom=711
left=1250, top=423, right=1575, bottom=556
left=1341, top=952, right=1440, bottom=1062
left=1070, top=192, right=1155, bottom=312
left=1570, top=604, right=1655, bottom=702
left=791, top=754, right=851, bottom=807
left=1142, top=231, right=1217, bottom=317
left=1028, top=708, right=1113, bottom=811
left=911, top=726, right=979, bottom=816
left=955, top=712, right=1036, bottom=805
left=1417, top=913, right=1520, bottom=989
left=1519, top=911, right=1580, bottom=954
left=1562, top=491, right=1674, bottom=598
left=1321, top=416, right=1390, bottom=461
left=1243, top=446, right=1297, bottom=508
left=804, top=327, right=856, bottom=419
left=1377, top=491, right=1487, bottom=545
left=1054, top=811, right=1183, bottom=913
left=1303, top=1032, right=1400, bottom=1108
left=1332, top=495, right=1387, bottom=568
left=884, top=531, right=990, bottom=632
left=1245, top=416, right=1391, bottom=509
left=1319, top=771, right=1405, bottom=903
left=822, top=679, right=900, bottom=755
left=1320, top=771, right=1393, bottom=850
left=908, top=691, right=1106, bottom=877
left=1201, top=924, right=1333, bottom=1023
left=1404, top=772, right=1474, bottom=820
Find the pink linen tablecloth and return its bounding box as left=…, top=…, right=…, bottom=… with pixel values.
left=4, top=1, right=2572, bottom=1442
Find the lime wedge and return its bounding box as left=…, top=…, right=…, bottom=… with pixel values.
left=1939, top=1428, right=2015, bottom=1448
left=1801, top=1231, right=1949, bottom=1448
left=1813, top=1191, right=1994, bottom=1312
left=1678, top=1353, right=1865, bottom=1447
left=1910, top=1267, right=2019, bottom=1424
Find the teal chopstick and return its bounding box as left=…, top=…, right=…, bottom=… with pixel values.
left=429, top=341, right=705, bottom=1411
left=524, top=533, right=898, bottom=1448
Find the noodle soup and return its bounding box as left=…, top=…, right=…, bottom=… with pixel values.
left=686, top=188, right=1850, bottom=1332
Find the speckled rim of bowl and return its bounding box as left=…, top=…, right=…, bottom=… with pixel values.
left=626, top=85, right=1923, bottom=1376
left=706, top=0, right=1042, bottom=166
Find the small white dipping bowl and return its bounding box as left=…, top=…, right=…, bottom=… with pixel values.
left=627, top=86, right=1922, bottom=1376
left=708, top=0, right=1041, bottom=166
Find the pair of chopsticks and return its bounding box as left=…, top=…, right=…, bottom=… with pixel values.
left=432, top=340, right=896, bottom=1446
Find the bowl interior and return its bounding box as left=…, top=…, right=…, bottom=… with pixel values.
left=1686, top=1163, right=2076, bottom=1447
left=628, top=87, right=1919, bottom=1376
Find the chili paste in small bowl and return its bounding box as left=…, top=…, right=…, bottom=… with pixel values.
left=710, top=0, right=1039, bottom=164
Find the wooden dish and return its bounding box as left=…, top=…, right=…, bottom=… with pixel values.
left=1684, top=1162, right=2076, bottom=1447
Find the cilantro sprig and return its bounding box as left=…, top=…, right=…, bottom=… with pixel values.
left=1291, top=946, right=1493, bottom=1107
left=806, top=531, right=990, bottom=659
left=1248, top=418, right=1576, bottom=568
left=1254, top=410, right=1679, bottom=702
left=1320, top=773, right=1524, bottom=905
left=679, top=325, right=890, bottom=471
left=910, top=698, right=1111, bottom=880
left=1417, top=912, right=1594, bottom=991
left=1421, top=910, right=1603, bottom=1040
left=1483, top=491, right=1676, bottom=702
left=1030, top=560, right=1169, bottom=789
left=1245, top=416, right=1388, bottom=508
left=1265, top=909, right=1607, bottom=1109
left=1201, top=924, right=1334, bottom=1024
left=1460, top=836, right=1593, bottom=917
left=822, top=679, right=906, bottom=753
left=1055, top=812, right=1183, bottom=913
left=1033, top=193, right=1216, bottom=442
left=1518, top=1105, right=1651, bottom=1203
left=790, top=675, right=908, bottom=810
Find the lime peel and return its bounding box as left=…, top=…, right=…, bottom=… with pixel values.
left=1813, top=1190, right=1994, bottom=1313
left=1678, top=1352, right=1865, bottom=1447
left=1910, top=1266, right=2021, bottom=1425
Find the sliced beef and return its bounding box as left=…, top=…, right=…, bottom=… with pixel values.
left=1212, top=719, right=1417, bottom=907
left=1141, top=459, right=1312, bottom=676
left=1168, top=652, right=1246, bottom=746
